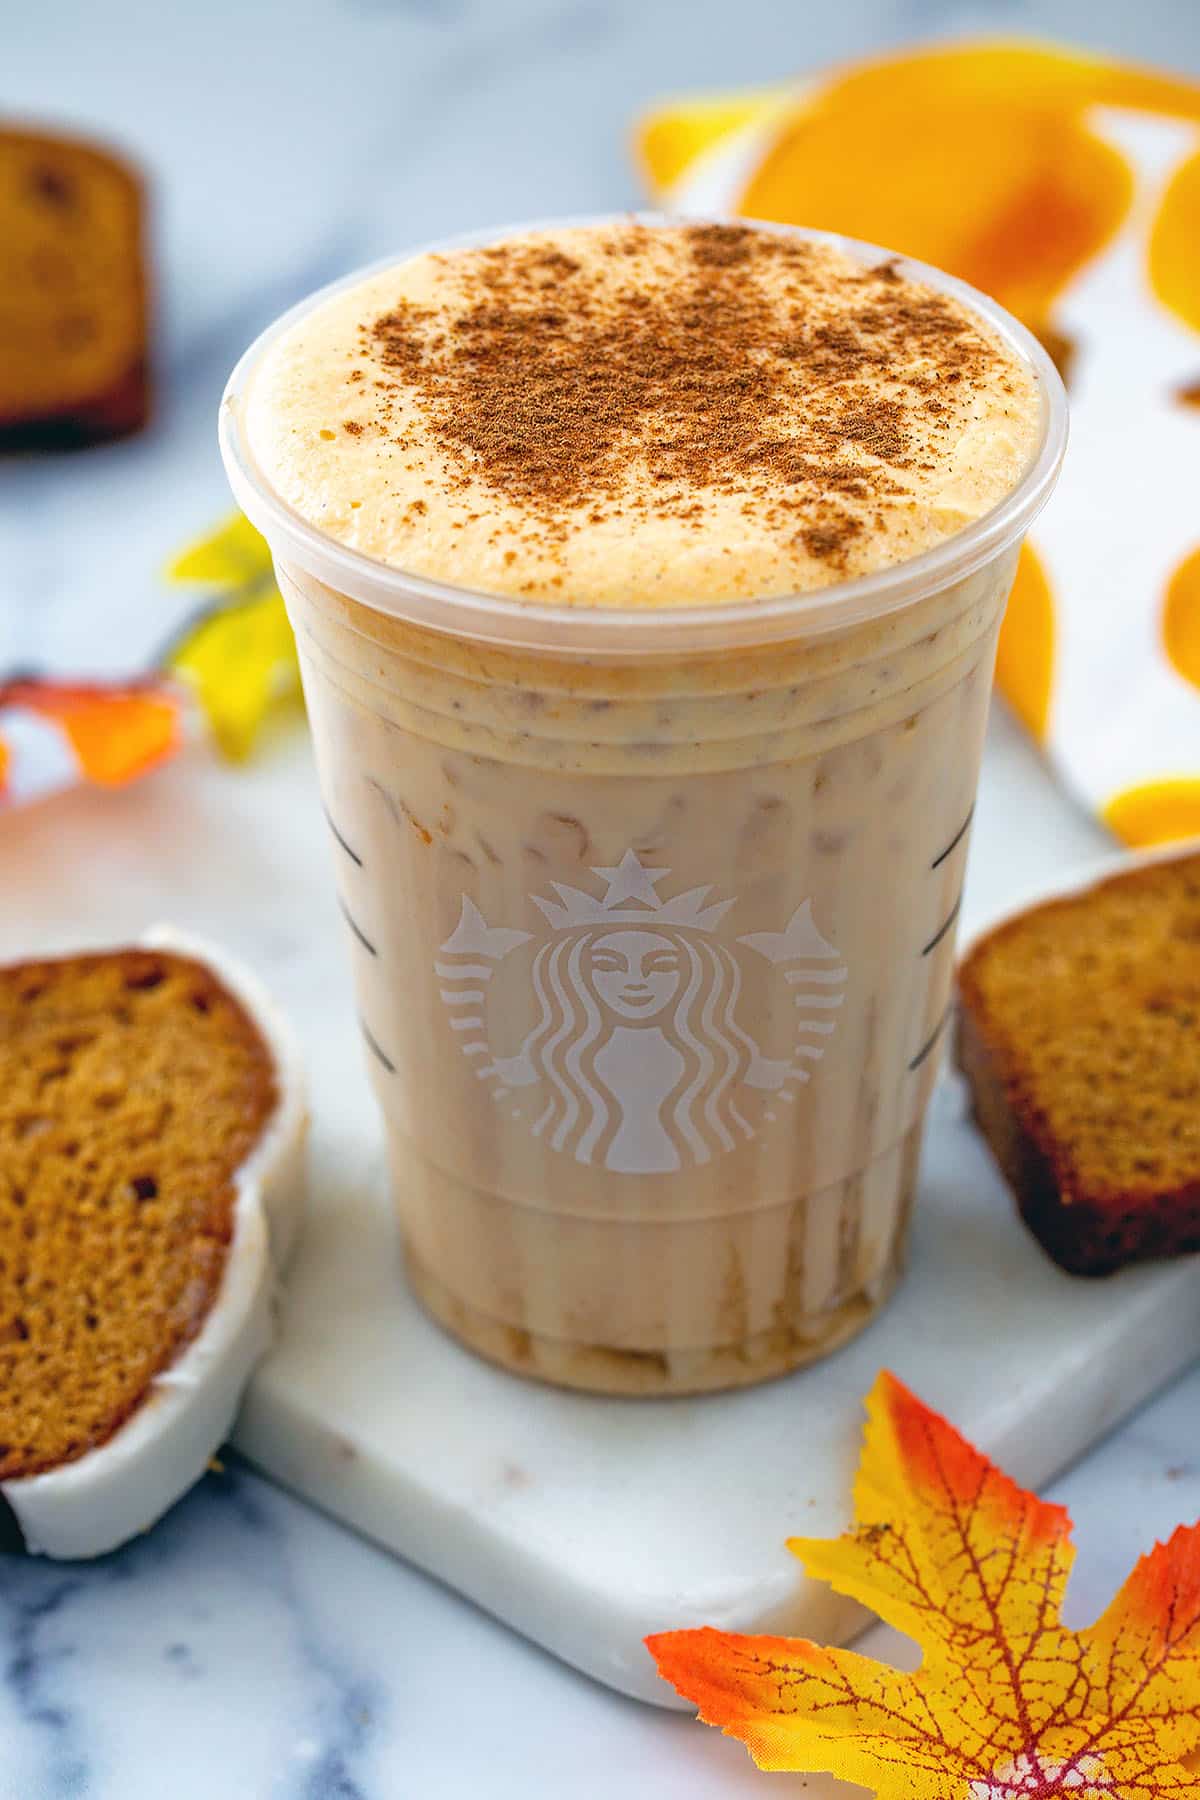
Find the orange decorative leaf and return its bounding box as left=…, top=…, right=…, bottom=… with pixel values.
left=648, top=1371, right=1200, bottom=1796
left=14, top=683, right=180, bottom=784
left=0, top=679, right=182, bottom=798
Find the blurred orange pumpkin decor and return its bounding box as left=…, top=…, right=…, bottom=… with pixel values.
left=638, top=42, right=1200, bottom=848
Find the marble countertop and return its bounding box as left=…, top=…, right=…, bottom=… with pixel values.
left=0, top=1357, right=1196, bottom=1800
left=5, top=1, right=1200, bottom=1795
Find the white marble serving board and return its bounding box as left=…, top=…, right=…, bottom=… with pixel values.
left=6, top=716, right=1200, bottom=1711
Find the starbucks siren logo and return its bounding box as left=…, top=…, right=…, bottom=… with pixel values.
left=435, top=850, right=847, bottom=1175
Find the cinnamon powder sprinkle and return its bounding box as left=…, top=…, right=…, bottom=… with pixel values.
left=247, top=220, right=1041, bottom=602
left=357, top=223, right=1005, bottom=563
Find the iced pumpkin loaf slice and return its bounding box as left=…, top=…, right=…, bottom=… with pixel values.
left=957, top=851, right=1200, bottom=1276
left=0, top=931, right=305, bottom=1557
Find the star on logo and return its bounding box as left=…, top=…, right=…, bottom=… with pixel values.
left=593, top=850, right=672, bottom=908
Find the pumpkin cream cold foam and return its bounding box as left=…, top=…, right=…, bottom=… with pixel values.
left=229, top=220, right=1058, bottom=1394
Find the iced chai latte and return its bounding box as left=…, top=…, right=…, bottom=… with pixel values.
left=222, top=220, right=1063, bottom=1393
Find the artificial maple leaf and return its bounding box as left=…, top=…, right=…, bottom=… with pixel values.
left=648, top=1371, right=1200, bottom=1798
left=164, top=514, right=300, bottom=759
left=0, top=679, right=182, bottom=803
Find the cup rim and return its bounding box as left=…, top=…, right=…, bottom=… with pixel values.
left=219, top=212, right=1068, bottom=656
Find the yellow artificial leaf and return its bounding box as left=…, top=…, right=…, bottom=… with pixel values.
left=165, top=514, right=300, bottom=760
left=166, top=512, right=276, bottom=591
left=168, top=590, right=300, bottom=762
left=649, top=1370, right=1200, bottom=1797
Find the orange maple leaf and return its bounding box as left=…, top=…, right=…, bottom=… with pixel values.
left=648, top=1371, right=1200, bottom=1797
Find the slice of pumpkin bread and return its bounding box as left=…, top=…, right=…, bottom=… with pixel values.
left=0, top=126, right=150, bottom=444
left=0, top=931, right=305, bottom=1557
left=957, top=851, right=1200, bottom=1276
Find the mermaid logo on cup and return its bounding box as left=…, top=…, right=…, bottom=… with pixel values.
left=436, top=851, right=847, bottom=1175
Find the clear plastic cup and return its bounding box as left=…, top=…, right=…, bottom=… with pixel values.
left=220, top=218, right=1067, bottom=1395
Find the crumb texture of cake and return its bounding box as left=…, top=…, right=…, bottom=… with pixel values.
left=0, top=934, right=306, bottom=1557
left=0, top=127, right=149, bottom=445
left=957, top=852, right=1200, bottom=1275
left=245, top=220, right=1041, bottom=605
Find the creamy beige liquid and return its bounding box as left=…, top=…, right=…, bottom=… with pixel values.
left=242, top=222, right=1043, bottom=1393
